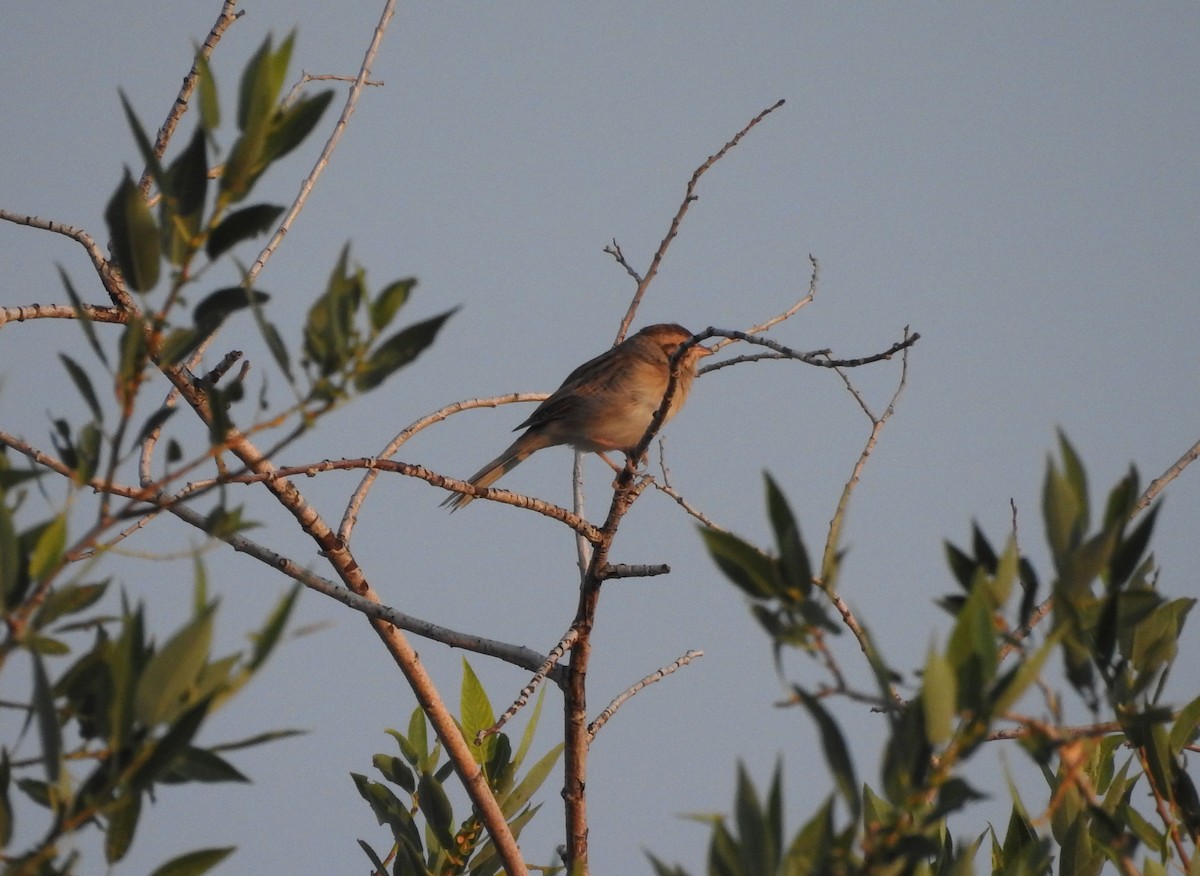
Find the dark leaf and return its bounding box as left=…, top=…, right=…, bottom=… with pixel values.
left=58, top=266, right=109, bottom=367
left=797, top=688, right=860, bottom=819
left=765, top=472, right=811, bottom=599
left=354, top=307, right=457, bottom=392
left=105, top=168, right=161, bottom=292
left=29, top=649, right=62, bottom=783
left=417, top=770, right=456, bottom=851
left=105, top=788, right=141, bottom=863
left=147, top=846, right=236, bottom=876
left=118, top=90, right=167, bottom=199
left=700, top=527, right=778, bottom=600
left=205, top=203, right=284, bottom=260
left=1110, top=503, right=1159, bottom=591
left=248, top=582, right=301, bottom=671
left=194, top=50, right=220, bottom=133
left=135, top=406, right=178, bottom=446
left=264, top=90, right=333, bottom=162
left=129, top=700, right=212, bottom=791
left=928, top=777, right=987, bottom=822
left=193, top=286, right=270, bottom=332
left=159, top=746, right=249, bottom=784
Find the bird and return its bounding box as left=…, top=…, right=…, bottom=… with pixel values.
left=442, top=323, right=712, bottom=511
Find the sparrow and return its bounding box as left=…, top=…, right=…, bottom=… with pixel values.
left=442, top=323, right=711, bottom=510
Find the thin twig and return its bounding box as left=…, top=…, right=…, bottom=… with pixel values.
left=1134, top=435, right=1200, bottom=515
left=138, top=0, right=242, bottom=194
left=587, top=650, right=704, bottom=742
left=477, top=630, right=580, bottom=744
left=244, top=0, right=396, bottom=285
left=0, top=210, right=134, bottom=311
left=339, top=392, right=546, bottom=544
left=613, top=99, right=786, bottom=343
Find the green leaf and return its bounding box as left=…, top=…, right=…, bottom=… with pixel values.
left=354, top=307, right=458, bottom=392
left=1170, top=694, right=1200, bottom=755
left=1110, top=503, right=1159, bottom=591
left=765, top=473, right=812, bottom=599
left=264, top=90, right=333, bottom=162
left=460, top=658, right=496, bottom=765
left=161, top=128, right=209, bottom=266
left=159, top=746, right=249, bottom=784
left=148, top=846, right=236, bottom=876
left=59, top=354, right=103, bottom=423
left=205, top=203, right=284, bottom=260
left=105, top=168, right=161, bottom=292
left=129, top=700, right=212, bottom=791
left=29, top=649, right=62, bottom=783
left=248, top=582, right=301, bottom=671
left=700, top=527, right=778, bottom=600
left=797, top=689, right=860, bottom=820
left=117, top=314, right=148, bottom=408
left=417, top=769, right=455, bottom=851
left=28, top=514, right=67, bottom=581
left=501, top=742, right=563, bottom=818
left=35, top=580, right=108, bottom=630
left=990, top=629, right=1059, bottom=716
left=946, top=587, right=998, bottom=713
left=105, top=788, right=141, bottom=863
left=370, top=277, right=417, bottom=331
left=194, top=50, right=220, bottom=133
left=135, top=606, right=215, bottom=726
left=236, top=36, right=278, bottom=134
left=922, top=647, right=957, bottom=746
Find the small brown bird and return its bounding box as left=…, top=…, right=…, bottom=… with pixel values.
left=443, top=323, right=711, bottom=511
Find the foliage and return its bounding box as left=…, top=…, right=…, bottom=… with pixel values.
left=353, top=661, right=563, bottom=876
left=668, top=436, right=1200, bottom=875
left=0, top=32, right=453, bottom=874
left=0, top=450, right=302, bottom=875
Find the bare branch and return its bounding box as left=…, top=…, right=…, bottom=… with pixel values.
left=0, top=210, right=134, bottom=310
left=0, top=302, right=127, bottom=329
left=477, top=630, right=580, bottom=744
left=340, top=392, right=546, bottom=544
left=613, top=99, right=786, bottom=343
left=1134, top=434, right=1200, bottom=515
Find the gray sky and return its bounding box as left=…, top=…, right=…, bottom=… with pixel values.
left=3, top=3, right=1199, bottom=873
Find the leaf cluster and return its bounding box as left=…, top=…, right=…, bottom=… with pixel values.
left=666, top=434, right=1200, bottom=875
left=0, top=457, right=304, bottom=875
left=353, top=660, right=563, bottom=876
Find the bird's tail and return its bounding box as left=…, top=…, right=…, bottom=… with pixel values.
left=441, top=431, right=548, bottom=511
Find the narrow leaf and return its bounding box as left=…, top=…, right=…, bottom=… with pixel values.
left=797, top=688, right=860, bottom=819
left=29, top=649, right=62, bottom=783
left=354, top=307, right=458, bottom=392
left=264, top=90, right=333, bottom=162
left=370, top=277, right=417, bottom=331
left=134, top=606, right=214, bottom=726
left=105, top=168, right=161, bottom=292
left=148, top=846, right=236, bottom=876
left=205, top=203, right=284, bottom=260
left=59, top=354, right=103, bottom=422
left=58, top=265, right=109, bottom=366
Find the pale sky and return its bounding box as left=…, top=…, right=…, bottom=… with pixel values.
left=2, top=3, right=1199, bottom=873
